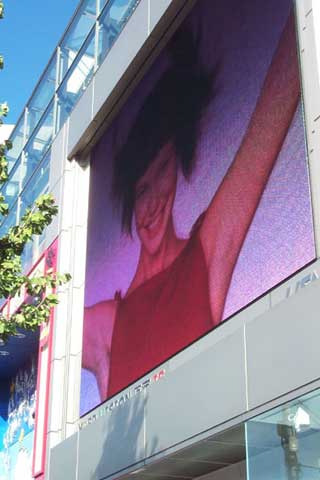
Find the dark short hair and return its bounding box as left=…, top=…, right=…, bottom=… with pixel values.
left=113, top=27, right=215, bottom=234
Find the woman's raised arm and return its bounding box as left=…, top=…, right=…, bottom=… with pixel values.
left=200, top=11, right=300, bottom=324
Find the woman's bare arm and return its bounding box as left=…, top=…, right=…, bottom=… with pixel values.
left=82, top=300, right=117, bottom=400
left=200, top=11, right=300, bottom=324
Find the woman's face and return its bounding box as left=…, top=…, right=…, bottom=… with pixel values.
left=134, top=141, right=178, bottom=255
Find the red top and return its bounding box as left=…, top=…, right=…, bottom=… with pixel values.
left=107, top=231, right=213, bottom=398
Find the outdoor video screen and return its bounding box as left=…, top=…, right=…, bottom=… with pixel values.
left=80, top=0, right=316, bottom=415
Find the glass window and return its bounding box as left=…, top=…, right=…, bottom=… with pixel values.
left=6, top=114, right=25, bottom=174
left=57, top=29, right=95, bottom=130
left=26, top=54, right=57, bottom=139
left=23, top=102, right=54, bottom=188
left=59, top=0, right=96, bottom=82
left=19, top=152, right=50, bottom=273
left=98, top=0, right=108, bottom=15
left=0, top=201, right=18, bottom=238
left=246, top=389, right=320, bottom=480
left=19, top=150, right=50, bottom=219
left=97, top=0, right=140, bottom=66
left=20, top=230, right=47, bottom=274
left=1, top=159, right=22, bottom=209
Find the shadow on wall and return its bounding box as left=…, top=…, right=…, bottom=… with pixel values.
left=88, top=391, right=159, bottom=480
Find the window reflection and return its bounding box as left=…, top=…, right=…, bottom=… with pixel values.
left=26, top=56, right=57, bottom=139
left=2, top=160, right=21, bottom=209
left=20, top=151, right=50, bottom=272
left=23, top=103, right=54, bottom=188
left=0, top=202, right=18, bottom=238
left=59, top=0, right=96, bottom=82
left=6, top=115, right=25, bottom=174
left=57, top=30, right=95, bottom=130
left=98, top=0, right=139, bottom=66
left=246, top=390, right=320, bottom=480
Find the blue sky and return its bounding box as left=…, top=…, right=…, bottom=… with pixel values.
left=0, top=0, right=79, bottom=124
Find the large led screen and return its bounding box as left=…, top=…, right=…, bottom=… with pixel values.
left=80, top=0, right=316, bottom=415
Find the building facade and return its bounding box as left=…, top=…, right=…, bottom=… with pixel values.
left=1, top=0, right=320, bottom=479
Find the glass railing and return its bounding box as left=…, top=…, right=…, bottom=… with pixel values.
left=0, top=0, right=141, bottom=266
left=22, top=101, right=54, bottom=188
left=26, top=55, right=57, bottom=139
left=6, top=114, right=25, bottom=174
left=59, top=0, right=96, bottom=82
left=97, top=0, right=139, bottom=65
left=20, top=151, right=51, bottom=272
left=0, top=149, right=51, bottom=271
left=0, top=201, right=17, bottom=238
left=246, top=388, right=320, bottom=480
left=57, top=28, right=96, bottom=131
left=20, top=151, right=51, bottom=219
left=2, top=159, right=21, bottom=210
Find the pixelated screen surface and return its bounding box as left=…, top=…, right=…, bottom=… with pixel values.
left=80, top=0, right=315, bottom=415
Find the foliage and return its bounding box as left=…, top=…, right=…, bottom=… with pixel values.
left=0, top=4, right=70, bottom=342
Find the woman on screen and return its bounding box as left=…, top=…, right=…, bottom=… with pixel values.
left=83, top=11, right=300, bottom=400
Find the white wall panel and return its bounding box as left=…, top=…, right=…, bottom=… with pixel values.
left=68, top=82, right=94, bottom=157
left=246, top=279, right=320, bottom=410
left=48, top=358, right=66, bottom=435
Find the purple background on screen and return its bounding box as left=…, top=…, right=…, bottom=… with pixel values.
left=80, top=0, right=316, bottom=414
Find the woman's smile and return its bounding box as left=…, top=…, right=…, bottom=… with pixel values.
left=142, top=203, right=167, bottom=238
left=134, top=141, right=178, bottom=255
